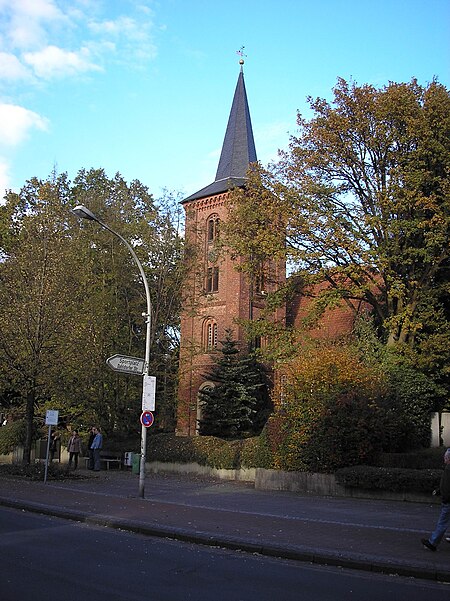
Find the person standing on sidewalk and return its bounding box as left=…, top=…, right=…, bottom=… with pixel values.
left=49, top=430, right=60, bottom=462
left=422, top=448, right=450, bottom=551
left=90, top=427, right=103, bottom=471
left=67, top=430, right=82, bottom=469
left=87, top=426, right=95, bottom=469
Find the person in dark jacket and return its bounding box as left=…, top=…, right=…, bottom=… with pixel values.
left=421, top=448, right=450, bottom=551
left=87, top=426, right=95, bottom=470
left=49, top=431, right=60, bottom=462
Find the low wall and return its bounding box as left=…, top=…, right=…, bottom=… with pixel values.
left=147, top=461, right=438, bottom=504
left=147, top=461, right=256, bottom=482
left=254, top=468, right=438, bottom=504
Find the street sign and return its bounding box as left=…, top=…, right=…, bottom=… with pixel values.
left=140, top=410, right=154, bottom=428
left=106, top=354, right=145, bottom=375
left=142, top=375, right=156, bottom=411
left=45, top=410, right=59, bottom=426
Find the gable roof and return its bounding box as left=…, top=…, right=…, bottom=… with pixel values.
left=183, top=66, right=257, bottom=203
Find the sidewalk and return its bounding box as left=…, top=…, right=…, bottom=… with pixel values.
left=0, top=468, right=448, bottom=583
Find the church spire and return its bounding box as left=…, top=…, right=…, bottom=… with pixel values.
left=183, top=59, right=257, bottom=203
left=215, top=62, right=257, bottom=181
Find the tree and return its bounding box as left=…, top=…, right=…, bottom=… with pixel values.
left=227, top=79, right=450, bottom=350
left=70, top=172, right=185, bottom=434
left=0, top=169, right=185, bottom=461
left=0, top=174, right=87, bottom=461
left=198, top=330, right=270, bottom=438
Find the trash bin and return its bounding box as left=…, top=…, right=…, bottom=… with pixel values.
left=132, top=452, right=140, bottom=474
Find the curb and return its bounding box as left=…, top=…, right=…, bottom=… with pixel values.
left=1, top=497, right=449, bottom=584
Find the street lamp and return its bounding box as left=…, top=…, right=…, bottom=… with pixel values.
left=72, top=204, right=151, bottom=499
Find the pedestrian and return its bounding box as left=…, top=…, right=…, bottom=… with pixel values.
left=421, top=447, right=450, bottom=551
left=49, top=430, right=60, bottom=462
left=90, top=427, right=103, bottom=471
left=67, top=430, right=82, bottom=469
left=87, top=426, right=95, bottom=470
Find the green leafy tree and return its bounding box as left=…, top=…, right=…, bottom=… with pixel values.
left=198, top=330, right=270, bottom=438
left=227, top=79, right=450, bottom=350
left=0, top=174, right=87, bottom=461
left=0, top=169, right=184, bottom=461
left=70, top=172, right=185, bottom=435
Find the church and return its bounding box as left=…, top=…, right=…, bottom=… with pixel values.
left=175, top=60, right=358, bottom=437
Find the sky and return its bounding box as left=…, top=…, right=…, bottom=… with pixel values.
left=0, top=0, right=449, bottom=203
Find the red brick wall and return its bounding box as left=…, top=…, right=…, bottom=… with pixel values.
left=176, top=190, right=286, bottom=436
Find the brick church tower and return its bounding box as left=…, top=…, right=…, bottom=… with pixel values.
left=176, top=61, right=285, bottom=436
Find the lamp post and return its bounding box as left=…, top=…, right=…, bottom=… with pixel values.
left=72, top=204, right=151, bottom=499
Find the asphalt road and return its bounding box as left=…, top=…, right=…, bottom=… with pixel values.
left=1, top=506, right=449, bottom=601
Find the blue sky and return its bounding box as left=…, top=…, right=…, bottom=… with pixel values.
left=0, top=0, right=449, bottom=202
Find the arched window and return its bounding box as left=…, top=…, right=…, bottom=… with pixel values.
left=207, top=214, right=220, bottom=244
left=205, top=321, right=218, bottom=350
left=206, top=266, right=219, bottom=293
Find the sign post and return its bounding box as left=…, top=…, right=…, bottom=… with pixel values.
left=44, top=410, right=58, bottom=484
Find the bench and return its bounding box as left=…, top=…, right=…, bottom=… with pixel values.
left=84, top=453, right=122, bottom=470
left=100, top=456, right=122, bottom=470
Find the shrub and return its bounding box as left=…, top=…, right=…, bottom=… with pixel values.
left=147, top=433, right=200, bottom=464
left=380, top=363, right=439, bottom=451
left=240, top=431, right=273, bottom=469
left=0, top=462, right=86, bottom=481
left=147, top=433, right=242, bottom=469
left=268, top=341, right=388, bottom=472
left=335, top=465, right=441, bottom=494
left=300, top=392, right=386, bottom=472
left=192, top=436, right=242, bottom=469
left=376, top=448, right=446, bottom=469
left=0, top=420, right=28, bottom=454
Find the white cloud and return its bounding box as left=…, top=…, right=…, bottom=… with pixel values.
left=23, top=45, right=101, bottom=79
left=87, top=14, right=158, bottom=62
left=0, top=52, right=31, bottom=80
left=1, top=0, right=65, bottom=51
left=0, top=103, right=48, bottom=147
left=0, top=1, right=159, bottom=84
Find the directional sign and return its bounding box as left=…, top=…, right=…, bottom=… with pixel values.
left=142, top=375, right=156, bottom=411
left=106, top=354, right=145, bottom=375
left=140, top=410, right=154, bottom=428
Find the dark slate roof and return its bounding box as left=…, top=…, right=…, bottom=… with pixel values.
left=183, top=68, right=257, bottom=203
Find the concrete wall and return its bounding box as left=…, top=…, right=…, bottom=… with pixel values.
left=148, top=461, right=256, bottom=482
left=147, top=461, right=437, bottom=504
left=254, top=468, right=438, bottom=504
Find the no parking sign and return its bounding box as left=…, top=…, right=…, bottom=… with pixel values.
left=140, top=410, right=154, bottom=428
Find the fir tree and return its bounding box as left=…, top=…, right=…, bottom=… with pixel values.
left=198, top=329, right=270, bottom=438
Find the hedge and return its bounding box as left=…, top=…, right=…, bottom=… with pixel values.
left=147, top=433, right=273, bottom=470
left=335, top=465, right=442, bottom=494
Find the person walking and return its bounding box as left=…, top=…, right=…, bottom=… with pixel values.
left=421, top=447, right=450, bottom=551
left=67, top=430, right=82, bottom=469
left=90, top=427, right=103, bottom=471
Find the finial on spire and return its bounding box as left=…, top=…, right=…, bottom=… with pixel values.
left=236, top=46, right=247, bottom=69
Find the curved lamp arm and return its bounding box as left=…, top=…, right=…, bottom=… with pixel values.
left=72, top=204, right=152, bottom=498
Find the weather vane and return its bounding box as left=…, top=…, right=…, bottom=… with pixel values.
left=236, top=46, right=247, bottom=68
